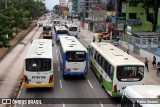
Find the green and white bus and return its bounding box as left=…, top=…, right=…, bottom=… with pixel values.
left=89, top=42, right=145, bottom=97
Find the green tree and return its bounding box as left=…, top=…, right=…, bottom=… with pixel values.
left=53, top=5, right=60, bottom=14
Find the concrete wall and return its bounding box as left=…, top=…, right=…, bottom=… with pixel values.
left=119, top=40, right=134, bottom=51
left=119, top=40, right=160, bottom=62
left=140, top=49, right=160, bottom=62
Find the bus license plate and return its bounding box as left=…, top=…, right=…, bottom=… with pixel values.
left=37, top=82, right=41, bottom=84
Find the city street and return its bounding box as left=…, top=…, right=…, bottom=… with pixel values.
left=0, top=16, right=160, bottom=107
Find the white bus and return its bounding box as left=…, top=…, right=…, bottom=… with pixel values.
left=53, top=19, right=60, bottom=27
left=54, top=26, right=68, bottom=42
left=59, top=36, right=88, bottom=76
left=119, top=85, right=160, bottom=107
left=65, top=24, right=78, bottom=37
left=42, top=24, right=53, bottom=39
left=24, top=39, right=54, bottom=88
left=89, top=42, right=145, bottom=97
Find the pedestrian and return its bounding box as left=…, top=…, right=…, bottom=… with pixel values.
left=152, top=56, right=156, bottom=69
left=156, top=62, right=160, bottom=76
left=93, top=36, right=95, bottom=42
left=145, top=57, right=149, bottom=72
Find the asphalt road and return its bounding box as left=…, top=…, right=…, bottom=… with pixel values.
left=15, top=17, right=120, bottom=107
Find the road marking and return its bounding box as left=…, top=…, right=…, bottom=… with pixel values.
left=87, top=79, right=93, bottom=89
left=56, top=50, right=57, bottom=53
left=57, top=57, right=58, bottom=61
left=60, top=80, right=62, bottom=89
left=58, top=66, right=60, bottom=71
left=63, top=103, right=65, bottom=107
left=100, top=103, right=104, bottom=107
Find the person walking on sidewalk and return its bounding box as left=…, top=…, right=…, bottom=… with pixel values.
left=145, top=57, right=149, bottom=72
left=152, top=56, right=156, bottom=69
left=156, top=62, right=160, bottom=76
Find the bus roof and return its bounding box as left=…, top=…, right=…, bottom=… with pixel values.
left=90, top=42, right=144, bottom=66
left=55, top=26, right=67, bottom=31
left=124, top=85, right=160, bottom=107
left=65, top=24, right=78, bottom=27
left=59, top=36, right=87, bottom=52
left=25, top=39, right=52, bottom=59
left=53, top=19, right=59, bottom=21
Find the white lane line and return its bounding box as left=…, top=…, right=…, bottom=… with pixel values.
left=58, top=66, right=60, bottom=71
left=100, top=102, right=104, bottom=107
left=60, top=80, right=62, bottom=89
left=57, top=57, right=59, bottom=61
left=87, top=79, right=93, bottom=89
left=56, top=50, right=57, bottom=53
left=63, top=103, right=65, bottom=107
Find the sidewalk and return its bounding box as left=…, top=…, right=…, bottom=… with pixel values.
left=75, top=20, right=160, bottom=85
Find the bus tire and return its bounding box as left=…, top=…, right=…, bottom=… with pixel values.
left=100, top=76, right=104, bottom=88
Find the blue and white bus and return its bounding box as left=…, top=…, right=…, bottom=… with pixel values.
left=59, top=36, right=88, bottom=76
left=65, top=24, right=78, bottom=37
left=54, top=26, right=68, bottom=42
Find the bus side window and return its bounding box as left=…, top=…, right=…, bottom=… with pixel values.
left=94, top=51, right=97, bottom=60
left=105, top=61, right=109, bottom=75
left=109, top=65, right=114, bottom=80
left=102, top=58, right=106, bottom=71
left=90, top=47, right=93, bottom=56
left=96, top=53, right=99, bottom=62
left=98, top=55, right=102, bottom=65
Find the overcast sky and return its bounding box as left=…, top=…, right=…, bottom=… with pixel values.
left=45, top=0, right=59, bottom=10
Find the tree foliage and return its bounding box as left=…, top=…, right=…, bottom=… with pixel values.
left=0, top=0, right=47, bottom=47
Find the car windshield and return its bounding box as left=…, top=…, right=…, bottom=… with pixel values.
left=117, top=66, right=144, bottom=82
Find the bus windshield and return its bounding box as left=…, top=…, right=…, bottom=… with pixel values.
left=26, top=58, right=51, bottom=71
left=54, top=21, right=59, bottom=24
left=57, top=30, right=68, bottom=34
left=66, top=51, right=86, bottom=62
left=43, top=26, right=51, bottom=31
left=117, top=66, right=144, bottom=81
left=69, top=27, right=77, bottom=31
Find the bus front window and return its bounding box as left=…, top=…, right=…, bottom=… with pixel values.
left=66, top=51, right=86, bottom=62
left=117, top=66, right=144, bottom=81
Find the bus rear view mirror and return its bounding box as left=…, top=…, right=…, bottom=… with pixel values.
left=52, top=43, right=54, bottom=47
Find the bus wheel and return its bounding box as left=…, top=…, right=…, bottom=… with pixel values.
left=100, top=76, right=104, bottom=88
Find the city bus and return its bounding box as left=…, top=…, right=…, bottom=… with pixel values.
left=89, top=42, right=145, bottom=97
left=53, top=19, right=60, bottom=27
left=118, top=85, right=160, bottom=107
left=65, top=24, right=78, bottom=37
left=59, top=36, right=88, bottom=76
left=42, top=24, right=53, bottom=39
left=54, top=26, right=68, bottom=43
left=24, top=39, right=54, bottom=88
